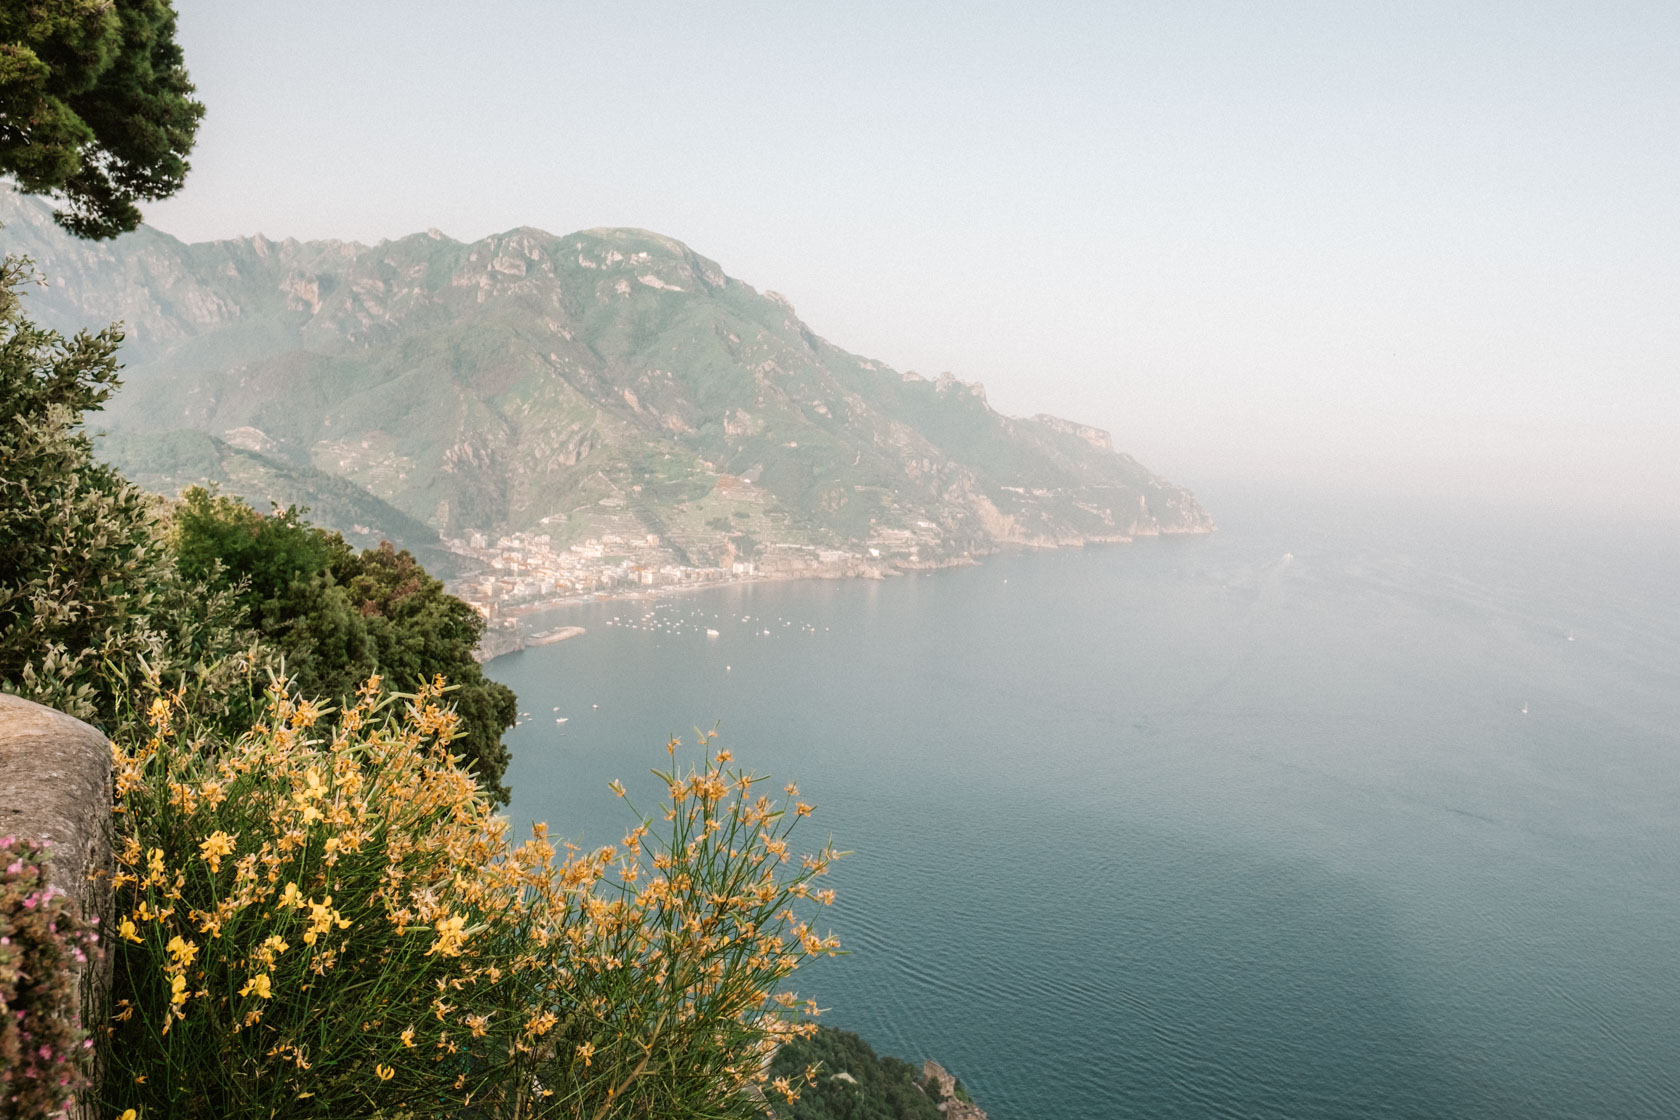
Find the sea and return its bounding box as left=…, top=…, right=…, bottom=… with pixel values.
left=488, top=484, right=1680, bottom=1120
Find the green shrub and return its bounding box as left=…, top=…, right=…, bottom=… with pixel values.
left=169, top=488, right=517, bottom=801
left=0, top=258, right=262, bottom=738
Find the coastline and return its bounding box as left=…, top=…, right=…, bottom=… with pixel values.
left=469, top=525, right=1213, bottom=663
left=471, top=564, right=933, bottom=663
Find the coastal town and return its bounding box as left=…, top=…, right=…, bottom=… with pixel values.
left=445, top=524, right=956, bottom=656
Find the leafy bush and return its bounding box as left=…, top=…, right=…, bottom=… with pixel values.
left=104, top=675, right=840, bottom=1118
left=0, top=258, right=260, bottom=736
left=0, top=836, right=101, bottom=1119
left=170, top=487, right=517, bottom=801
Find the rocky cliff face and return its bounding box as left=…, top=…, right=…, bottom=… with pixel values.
left=3, top=191, right=1211, bottom=562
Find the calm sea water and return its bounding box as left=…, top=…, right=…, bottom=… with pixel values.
left=490, top=486, right=1680, bottom=1119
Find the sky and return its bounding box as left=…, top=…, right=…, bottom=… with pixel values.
left=143, top=1, right=1680, bottom=517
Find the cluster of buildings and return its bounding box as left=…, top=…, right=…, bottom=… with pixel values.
left=447, top=529, right=730, bottom=617
left=445, top=528, right=915, bottom=620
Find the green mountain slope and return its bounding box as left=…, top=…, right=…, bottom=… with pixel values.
left=93, top=428, right=460, bottom=576
left=4, top=191, right=1210, bottom=564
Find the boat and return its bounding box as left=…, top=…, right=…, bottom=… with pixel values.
left=706, top=628, right=720, bottom=638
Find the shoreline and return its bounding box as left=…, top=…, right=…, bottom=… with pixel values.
left=471, top=563, right=955, bottom=662
left=470, top=526, right=1213, bottom=663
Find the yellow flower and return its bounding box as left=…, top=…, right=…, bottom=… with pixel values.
left=199, top=830, right=236, bottom=872
left=400, top=1026, right=416, bottom=1048
left=303, top=895, right=349, bottom=945
left=279, top=882, right=303, bottom=908
left=166, top=935, right=198, bottom=968
left=118, top=917, right=142, bottom=943
left=427, top=913, right=467, bottom=958
left=169, top=974, right=189, bottom=1006
left=375, top=1064, right=395, bottom=1082
left=254, top=933, right=290, bottom=967
left=120, top=1111, right=138, bottom=1120
left=239, top=973, right=273, bottom=999
left=143, top=847, right=167, bottom=887
left=576, top=1041, right=595, bottom=1066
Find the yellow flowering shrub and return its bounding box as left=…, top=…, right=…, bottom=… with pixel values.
left=103, top=676, right=841, bottom=1118
left=495, top=737, right=842, bottom=1117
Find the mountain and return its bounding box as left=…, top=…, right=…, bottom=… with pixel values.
left=2, top=191, right=1211, bottom=567
left=95, top=428, right=463, bottom=576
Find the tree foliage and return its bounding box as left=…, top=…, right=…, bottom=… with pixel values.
left=171, top=487, right=518, bottom=802
left=337, top=541, right=517, bottom=799
left=0, top=0, right=203, bottom=237
left=767, top=1027, right=945, bottom=1120
left=0, top=258, right=254, bottom=730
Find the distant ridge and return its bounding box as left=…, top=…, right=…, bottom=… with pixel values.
left=2, top=190, right=1211, bottom=567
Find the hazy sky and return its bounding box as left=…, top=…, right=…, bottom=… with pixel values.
left=143, top=1, right=1679, bottom=515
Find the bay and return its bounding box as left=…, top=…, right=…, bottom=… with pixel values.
left=490, top=485, right=1680, bottom=1119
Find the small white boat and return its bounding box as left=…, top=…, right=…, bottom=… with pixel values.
left=555, top=717, right=568, bottom=724
left=706, top=628, right=720, bottom=638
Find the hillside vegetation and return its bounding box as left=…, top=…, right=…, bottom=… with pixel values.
left=766, top=1027, right=982, bottom=1120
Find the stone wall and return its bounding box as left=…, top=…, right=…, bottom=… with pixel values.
left=0, top=693, right=114, bottom=1120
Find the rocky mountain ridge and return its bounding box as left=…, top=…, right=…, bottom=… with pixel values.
left=2, top=190, right=1211, bottom=567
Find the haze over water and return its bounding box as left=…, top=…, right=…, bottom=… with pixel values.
left=492, top=486, right=1680, bottom=1119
